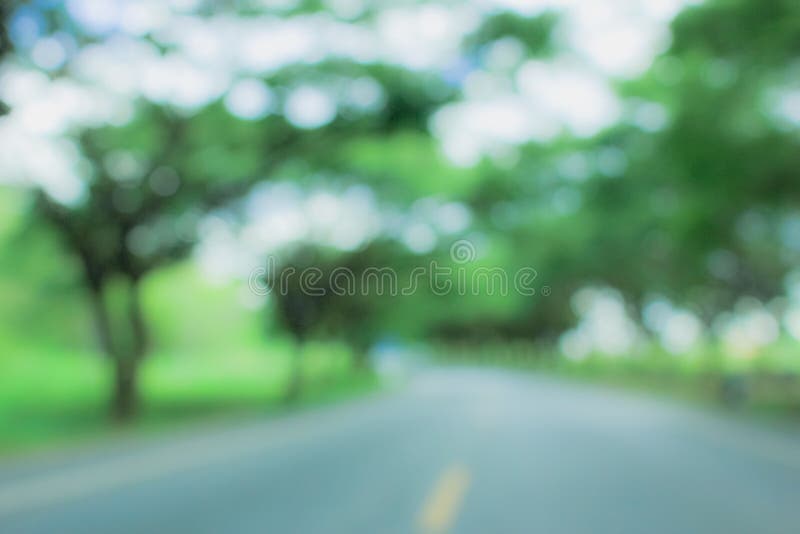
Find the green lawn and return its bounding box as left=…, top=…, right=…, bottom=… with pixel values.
left=0, top=342, right=377, bottom=456
left=0, top=259, right=380, bottom=457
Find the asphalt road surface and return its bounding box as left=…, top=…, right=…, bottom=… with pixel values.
left=1, top=367, right=799, bottom=534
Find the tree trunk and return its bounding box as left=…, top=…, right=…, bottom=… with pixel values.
left=284, top=343, right=304, bottom=403
left=93, top=277, right=148, bottom=423
left=112, top=277, right=148, bottom=421
left=128, top=277, right=148, bottom=359
left=88, top=285, right=117, bottom=360
left=87, top=283, right=137, bottom=421
left=112, top=357, right=139, bottom=421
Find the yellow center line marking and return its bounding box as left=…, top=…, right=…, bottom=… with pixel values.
left=418, top=464, right=471, bottom=534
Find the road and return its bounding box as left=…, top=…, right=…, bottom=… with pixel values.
left=1, top=367, right=799, bottom=534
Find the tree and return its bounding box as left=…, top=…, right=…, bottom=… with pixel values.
left=18, top=37, right=457, bottom=418
left=0, top=1, right=20, bottom=116
left=444, top=0, right=800, bottom=343
left=33, top=106, right=301, bottom=419
left=268, top=240, right=410, bottom=400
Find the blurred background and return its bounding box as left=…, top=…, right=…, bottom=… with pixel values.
left=0, top=0, right=800, bottom=531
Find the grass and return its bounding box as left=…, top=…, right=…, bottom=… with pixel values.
left=0, top=341, right=379, bottom=457
left=434, top=341, right=800, bottom=421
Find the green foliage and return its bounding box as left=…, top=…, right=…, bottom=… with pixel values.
left=464, top=11, right=559, bottom=57
left=4, top=0, right=800, bottom=433
left=671, top=0, right=800, bottom=65
left=343, top=131, right=481, bottom=199
left=0, top=189, right=89, bottom=349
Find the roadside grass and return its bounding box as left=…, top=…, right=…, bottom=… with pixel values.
left=0, top=342, right=378, bottom=457
left=0, top=260, right=383, bottom=457
left=434, top=341, right=800, bottom=421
